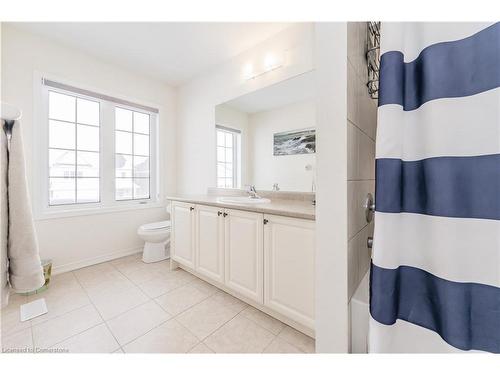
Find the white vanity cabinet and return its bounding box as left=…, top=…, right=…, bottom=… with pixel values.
left=171, top=201, right=196, bottom=268
left=194, top=204, right=225, bottom=283
left=224, top=209, right=264, bottom=304
left=263, top=214, right=315, bottom=330
left=170, top=199, right=315, bottom=335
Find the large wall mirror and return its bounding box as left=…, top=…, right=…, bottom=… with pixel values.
left=214, top=70, right=316, bottom=193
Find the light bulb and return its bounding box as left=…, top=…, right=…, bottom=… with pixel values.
left=243, top=63, right=254, bottom=80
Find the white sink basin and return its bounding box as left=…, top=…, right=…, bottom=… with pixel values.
left=218, top=196, right=271, bottom=204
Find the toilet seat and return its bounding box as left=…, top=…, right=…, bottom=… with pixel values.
left=140, top=220, right=171, bottom=231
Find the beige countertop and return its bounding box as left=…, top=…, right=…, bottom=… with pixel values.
left=167, top=194, right=315, bottom=220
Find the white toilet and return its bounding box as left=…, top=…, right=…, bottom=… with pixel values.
left=137, top=206, right=171, bottom=263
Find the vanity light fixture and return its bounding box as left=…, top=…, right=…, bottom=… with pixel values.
left=243, top=63, right=254, bottom=80
left=244, top=51, right=286, bottom=80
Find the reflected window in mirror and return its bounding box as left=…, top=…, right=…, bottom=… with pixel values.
left=216, top=126, right=241, bottom=188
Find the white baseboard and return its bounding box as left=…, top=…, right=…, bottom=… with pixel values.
left=51, top=247, right=143, bottom=275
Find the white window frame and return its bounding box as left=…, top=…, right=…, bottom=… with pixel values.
left=215, top=125, right=241, bottom=189
left=33, top=73, right=161, bottom=219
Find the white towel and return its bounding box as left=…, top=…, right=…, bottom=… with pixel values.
left=1, top=122, right=9, bottom=306
left=4, top=121, right=44, bottom=293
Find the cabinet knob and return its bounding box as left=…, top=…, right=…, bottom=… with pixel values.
left=190, top=207, right=194, bottom=211
left=223, top=212, right=228, bottom=217
left=217, top=211, right=223, bottom=216
left=263, top=219, right=268, bottom=224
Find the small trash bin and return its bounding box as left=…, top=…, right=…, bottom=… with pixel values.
left=19, top=259, right=52, bottom=296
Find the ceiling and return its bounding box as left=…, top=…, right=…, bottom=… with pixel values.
left=223, top=70, right=315, bottom=114
left=10, top=22, right=292, bottom=86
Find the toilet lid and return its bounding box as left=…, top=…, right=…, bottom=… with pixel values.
left=141, top=220, right=171, bottom=231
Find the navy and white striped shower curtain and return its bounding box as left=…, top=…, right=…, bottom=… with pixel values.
left=369, top=22, right=500, bottom=353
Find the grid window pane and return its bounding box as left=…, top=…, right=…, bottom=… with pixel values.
left=49, top=120, right=75, bottom=149
left=49, top=149, right=75, bottom=177
left=49, top=177, right=75, bottom=205
left=134, top=156, right=149, bottom=178
left=134, top=112, right=149, bottom=134
left=225, top=148, right=232, bottom=162
left=48, top=90, right=101, bottom=206
left=77, top=151, right=99, bottom=177
left=115, top=154, right=133, bottom=178
left=134, top=133, right=149, bottom=156
left=115, top=108, right=151, bottom=201
left=225, top=133, right=233, bottom=147
left=116, top=131, right=132, bottom=154
left=217, top=163, right=225, bottom=178
left=217, top=147, right=225, bottom=163
left=49, top=91, right=75, bottom=122
left=115, top=108, right=132, bottom=131
left=115, top=178, right=133, bottom=200
left=225, top=164, right=233, bottom=178
left=77, top=124, right=99, bottom=152
left=77, top=98, right=99, bottom=126
left=216, top=128, right=239, bottom=189
left=217, top=131, right=225, bottom=146
left=77, top=178, right=100, bottom=203
left=133, top=178, right=150, bottom=199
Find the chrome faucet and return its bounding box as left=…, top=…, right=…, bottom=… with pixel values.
left=246, top=185, right=261, bottom=199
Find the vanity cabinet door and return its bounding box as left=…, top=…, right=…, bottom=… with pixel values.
left=171, top=201, right=195, bottom=268
left=195, top=205, right=225, bottom=283
left=224, top=209, right=264, bottom=304
left=264, top=214, right=315, bottom=330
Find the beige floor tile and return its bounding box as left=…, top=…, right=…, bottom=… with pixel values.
left=5, top=293, right=28, bottom=307
left=278, top=326, right=315, bottom=353
left=110, top=253, right=142, bottom=267
left=119, top=267, right=162, bottom=285
left=123, top=319, right=199, bottom=353
left=176, top=298, right=238, bottom=340
left=32, top=304, right=102, bottom=349
left=204, top=315, right=275, bottom=353
left=155, top=283, right=212, bottom=316
left=1, top=327, right=33, bottom=353
left=74, top=262, right=118, bottom=282
left=47, top=272, right=82, bottom=290
left=210, top=291, right=248, bottom=313
left=1, top=301, right=31, bottom=336
left=263, top=337, right=303, bottom=353
left=113, top=259, right=167, bottom=285
left=74, top=263, right=132, bottom=293
left=89, top=285, right=149, bottom=320
left=107, top=300, right=171, bottom=345
left=54, top=323, right=119, bottom=353
left=137, top=270, right=194, bottom=298
left=150, top=260, right=174, bottom=274
left=189, top=278, right=219, bottom=295
left=189, top=342, right=214, bottom=353
left=240, top=306, right=285, bottom=335
left=28, top=287, right=90, bottom=325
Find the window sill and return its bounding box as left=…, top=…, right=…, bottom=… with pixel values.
left=34, top=200, right=165, bottom=221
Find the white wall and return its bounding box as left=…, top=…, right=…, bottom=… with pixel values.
left=315, top=23, right=349, bottom=353
left=176, top=24, right=315, bottom=194
left=1, top=25, right=177, bottom=273
left=214, top=104, right=249, bottom=186
left=247, top=99, right=316, bottom=191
